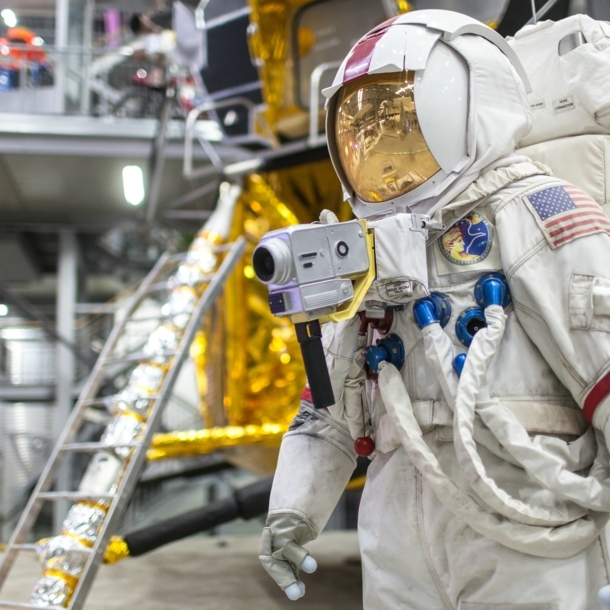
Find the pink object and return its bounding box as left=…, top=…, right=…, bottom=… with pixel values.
left=300, top=387, right=312, bottom=402
left=104, top=10, right=121, bottom=49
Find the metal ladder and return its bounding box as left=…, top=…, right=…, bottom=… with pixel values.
left=0, top=236, right=246, bottom=610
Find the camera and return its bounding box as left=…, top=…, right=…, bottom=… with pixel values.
left=252, top=220, right=373, bottom=322
left=252, top=215, right=440, bottom=409
left=253, top=219, right=375, bottom=409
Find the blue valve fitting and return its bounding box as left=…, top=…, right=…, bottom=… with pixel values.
left=455, top=306, right=487, bottom=347
left=474, top=273, right=511, bottom=309
left=413, top=292, right=451, bottom=329
left=365, top=333, right=405, bottom=374
left=413, top=300, right=436, bottom=329
left=453, top=353, right=467, bottom=377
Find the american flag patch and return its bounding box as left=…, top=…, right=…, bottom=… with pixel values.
left=525, top=184, right=610, bottom=249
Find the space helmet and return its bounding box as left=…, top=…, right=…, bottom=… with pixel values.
left=323, top=10, right=533, bottom=218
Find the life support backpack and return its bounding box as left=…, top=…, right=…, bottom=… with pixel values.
left=510, top=14, right=610, bottom=216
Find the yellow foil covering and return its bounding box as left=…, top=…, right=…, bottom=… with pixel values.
left=117, top=409, right=148, bottom=424
left=103, top=536, right=130, bottom=565
left=71, top=500, right=109, bottom=512
left=57, top=532, right=94, bottom=549
left=247, top=0, right=293, bottom=130
left=147, top=423, right=287, bottom=460
left=192, top=174, right=306, bottom=450
left=187, top=170, right=353, bottom=473
left=267, top=159, right=351, bottom=223
left=393, top=0, right=410, bottom=13
left=247, top=0, right=411, bottom=137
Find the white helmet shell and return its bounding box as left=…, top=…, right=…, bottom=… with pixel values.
left=324, top=9, right=532, bottom=218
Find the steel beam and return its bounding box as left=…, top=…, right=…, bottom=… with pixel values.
left=54, top=229, right=78, bottom=532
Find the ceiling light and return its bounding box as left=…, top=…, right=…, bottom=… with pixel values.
left=0, top=304, right=7, bottom=316
left=1, top=9, right=17, bottom=28
left=122, top=165, right=145, bottom=206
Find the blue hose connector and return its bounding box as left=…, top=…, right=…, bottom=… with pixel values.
left=365, top=333, right=405, bottom=374
left=474, top=273, right=511, bottom=309
left=413, top=292, right=451, bottom=329
left=453, top=353, right=467, bottom=377
left=413, top=299, right=436, bottom=329
left=455, top=306, right=487, bottom=347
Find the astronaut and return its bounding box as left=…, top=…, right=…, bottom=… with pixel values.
left=259, top=10, right=610, bottom=609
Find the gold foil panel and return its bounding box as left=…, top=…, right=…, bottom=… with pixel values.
left=148, top=423, right=286, bottom=460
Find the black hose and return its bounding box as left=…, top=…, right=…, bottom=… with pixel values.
left=122, top=457, right=371, bottom=557
left=124, top=476, right=273, bottom=557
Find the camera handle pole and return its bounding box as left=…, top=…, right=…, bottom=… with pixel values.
left=294, top=320, right=335, bottom=409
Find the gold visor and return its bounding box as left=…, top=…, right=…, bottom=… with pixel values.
left=334, top=71, right=441, bottom=204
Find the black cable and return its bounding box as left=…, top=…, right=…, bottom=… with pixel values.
left=124, top=476, right=273, bottom=556
left=122, top=458, right=372, bottom=557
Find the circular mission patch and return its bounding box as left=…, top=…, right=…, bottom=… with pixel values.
left=439, top=212, right=493, bottom=265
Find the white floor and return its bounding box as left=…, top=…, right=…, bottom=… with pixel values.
left=0, top=532, right=363, bottom=609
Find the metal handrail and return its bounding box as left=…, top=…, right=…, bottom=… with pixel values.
left=183, top=96, right=276, bottom=179
left=308, top=60, right=341, bottom=147
left=195, top=0, right=210, bottom=30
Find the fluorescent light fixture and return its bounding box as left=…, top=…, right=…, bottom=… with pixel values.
left=122, top=165, right=145, bottom=206
left=1, top=9, right=17, bottom=28
left=0, top=304, right=8, bottom=316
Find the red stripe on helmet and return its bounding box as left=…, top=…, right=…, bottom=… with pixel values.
left=583, top=370, right=610, bottom=423
left=343, top=17, right=399, bottom=84
left=343, top=33, right=383, bottom=83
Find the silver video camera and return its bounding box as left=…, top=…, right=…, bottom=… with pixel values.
left=252, top=220, right=372, bottom=321
left=252, top=215, right=441, bottom=409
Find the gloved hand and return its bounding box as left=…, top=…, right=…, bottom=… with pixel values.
left=259, top=406, right=357, bottom=599
left=259, top=511, right=318, bottom=600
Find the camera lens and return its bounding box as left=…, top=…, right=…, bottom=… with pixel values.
left=253, top=247, right=275, bottom=282
left=252, top=238, right=293, bottom=284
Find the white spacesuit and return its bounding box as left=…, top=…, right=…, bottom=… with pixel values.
left=259, top=10, right=610, bottom=609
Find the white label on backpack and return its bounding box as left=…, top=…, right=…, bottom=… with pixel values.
left=530, top=99, right=545, bottom=110
left=553, top=96, right=575, bottom=113
left=385, top=280, right=413, bottom=296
